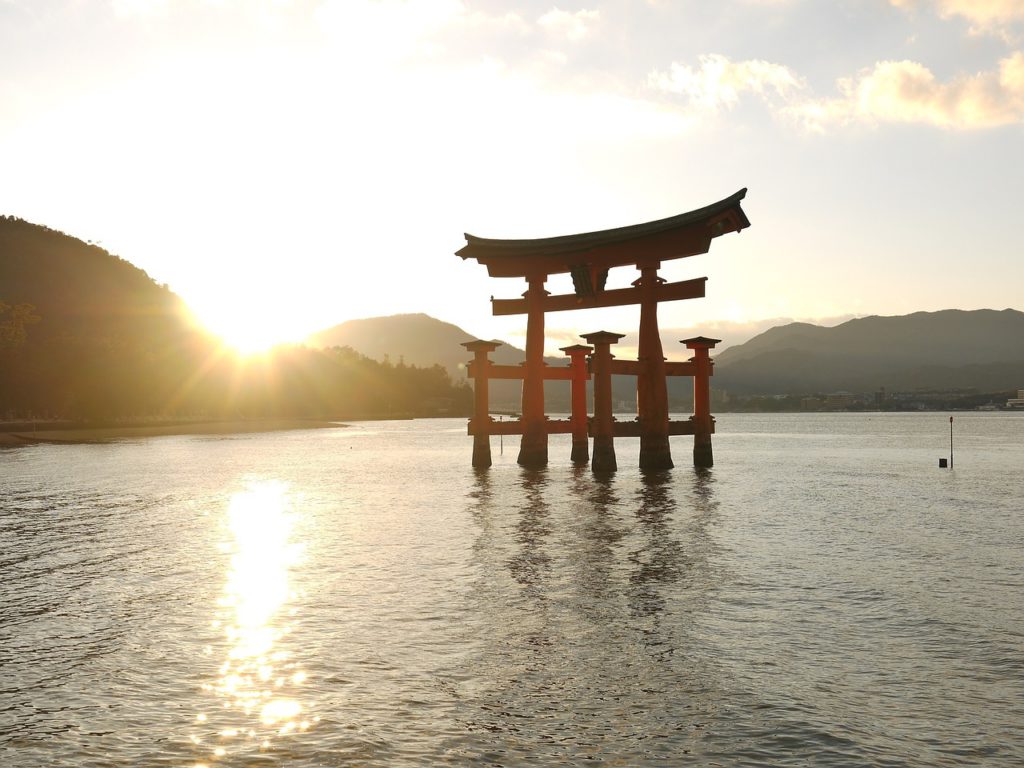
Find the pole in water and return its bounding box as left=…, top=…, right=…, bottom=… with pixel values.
left=499, top=414, right=503, bottom=455
left=949, top=415, right=953, bottom=468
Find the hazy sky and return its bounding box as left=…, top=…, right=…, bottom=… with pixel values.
left=2, top=0, right=1022, bottom=355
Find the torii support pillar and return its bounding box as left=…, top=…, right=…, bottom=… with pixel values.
left=518, top=274, right=549, bottom=468
left=560, top=344, right=592, bottom=464
left=582, top=331, right=624, bottom=473
left=636, top=263, right=673, bottom=470
left=463, top=339, right=501, bottom=468
left=683, top=336, right=720, bottom=468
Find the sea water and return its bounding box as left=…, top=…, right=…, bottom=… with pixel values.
left=1, top=413, right=1022, bottom=766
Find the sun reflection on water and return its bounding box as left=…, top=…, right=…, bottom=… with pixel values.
left=192, top=480, right=314, bottom=762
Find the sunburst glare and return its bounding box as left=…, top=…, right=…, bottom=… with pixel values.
left=209, top=317, right=301, bottom=357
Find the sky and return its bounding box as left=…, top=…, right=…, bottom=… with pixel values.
left=1, top=0, right=1022, bottom=358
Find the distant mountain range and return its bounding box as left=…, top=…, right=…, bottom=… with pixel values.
left=309, top=309, right=1024, bottom=400
left=713, top=309, right=1024, bottom=394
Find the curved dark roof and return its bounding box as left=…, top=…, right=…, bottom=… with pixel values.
left=457, top=189, right=749, bottom=272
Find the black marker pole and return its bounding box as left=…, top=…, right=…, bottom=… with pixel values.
left=949, top=416, right=954, bottom=468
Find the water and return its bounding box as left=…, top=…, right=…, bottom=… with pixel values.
left=1, top=413, right=1022, bottom=766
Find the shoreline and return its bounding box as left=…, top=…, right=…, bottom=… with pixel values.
left=0, top=418, right=349, bottom=446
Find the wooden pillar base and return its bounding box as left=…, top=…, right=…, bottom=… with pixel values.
left=472, top=435, right=492, bottom=468
left=464, top=340, right=502, bottom=469
left=582, top=331, right=624, bottom=475
left=639, top=435, right=674, bottom=470
left=570, top=440, right=589, bottom=464
left=694, top=438, right=713, bottom=468
left=592, top=441, right=617, bottom=472
left=561, top=343, right=592, bottom=467
left=517, top=429, right=548, bottom=467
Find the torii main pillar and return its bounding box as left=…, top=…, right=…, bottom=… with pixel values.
left=636, top=262, right=673, bottom=470
left=518, top=273, right=549, bottom=467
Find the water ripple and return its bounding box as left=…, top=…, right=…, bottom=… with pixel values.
left=1, top=415, right=1022, bottom=766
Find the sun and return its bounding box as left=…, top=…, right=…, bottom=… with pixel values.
left=214, top=318, right=302, bottom=356
left=191, top=306, right=308, bottom=357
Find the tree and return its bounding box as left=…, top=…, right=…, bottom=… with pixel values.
left=0, top=301, right=40, bottom=347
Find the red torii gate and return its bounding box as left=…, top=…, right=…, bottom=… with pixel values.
left=457, top=189, right=750, bottom=471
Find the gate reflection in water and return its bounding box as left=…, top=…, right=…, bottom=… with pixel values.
left=451, top=463, right=728, bottom=762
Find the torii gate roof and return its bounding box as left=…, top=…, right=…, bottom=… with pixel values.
left=457, top=188, right=749, bottom=278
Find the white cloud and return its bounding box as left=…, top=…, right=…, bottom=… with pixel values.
left=476, top=10, right=531, bottom=34
left=648, top=54, right=805, bottom=112
left=537, top=7, right=600, bottom=42
left=891, top=0, right=1024, bottom=39
left=791, top=52, right=1024, bottom=130
left=649, top=51, right=1024, bottom=130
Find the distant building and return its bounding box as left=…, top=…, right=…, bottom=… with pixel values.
left=823, top=391, right=855, bottom=409
left=801, top=397, right=823, bottom=411
left=1007, top=390, right=1024, bottom=409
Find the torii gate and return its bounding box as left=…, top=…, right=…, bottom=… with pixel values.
left=456, top=188, right=750, bottom=470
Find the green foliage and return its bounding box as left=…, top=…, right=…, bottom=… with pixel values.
left=0, top=301, right=39, bottom=346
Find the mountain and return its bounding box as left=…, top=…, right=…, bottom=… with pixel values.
left=309, top=313, right=567, bottom=408
left=0, top=217, right=471, bottom=420
left=0, top=215, right=194, bottom=345
left=0, top=215, right=213, bottom=418
left=713, top=309, right=1024, bottom=394
left=309, top=313, right=483, bottom=378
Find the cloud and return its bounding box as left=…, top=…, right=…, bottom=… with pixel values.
left=110, top=0, right=169, bottom=17
left=648, top=54, right=805, bottom=112
left=791, top=52, right=1024, bottom=130
left=650, top=52, right=1024, bottom=130
left=537, top=7, right=600, bottom=42
left=891, top=0, right=1024, bottom=40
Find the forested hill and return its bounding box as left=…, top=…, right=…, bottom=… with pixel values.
left=0, top=217, right=471, bottom=420
left=309, top=313, right=571, bottom=378
left=309, top=313, right=573, bottom=409
left=713, top=309, right=1024, bottom=394
left=0, top=215, right=191, bottom=345
left=310, top=313, right=483, bottom=379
